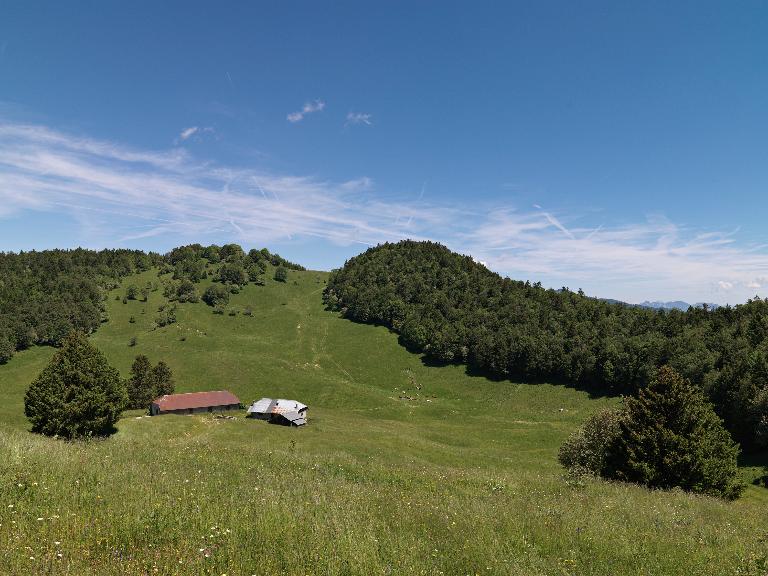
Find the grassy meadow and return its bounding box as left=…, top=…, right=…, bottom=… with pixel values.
left=1, top=268, right=767, bottom=575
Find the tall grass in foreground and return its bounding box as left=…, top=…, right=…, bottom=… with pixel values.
left=1, top=420, right=767, bottom=576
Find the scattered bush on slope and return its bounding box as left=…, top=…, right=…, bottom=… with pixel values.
left=0, top=248, right=160, bottom=361
left=0, top=244, right=305, bottom=361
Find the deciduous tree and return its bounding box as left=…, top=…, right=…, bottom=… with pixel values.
left=274, top=266, right=288, bottom=283
left=203, top=285, right=230, bottom=307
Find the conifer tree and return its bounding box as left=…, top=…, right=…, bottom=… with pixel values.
left=610, top=366, right=744, bottom=499
left=151, top=360, right=175, bottom=397
left=127, top=355, right=154, bottom=409
left=24, top=332, right=127, bottom=438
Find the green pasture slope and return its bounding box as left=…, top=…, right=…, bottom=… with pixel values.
left=0, top=268, right=767, bottom=575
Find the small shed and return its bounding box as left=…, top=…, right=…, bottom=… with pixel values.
left=150, top=390, right=241, bottom=416
left=246, top=398, right=308, bottom=426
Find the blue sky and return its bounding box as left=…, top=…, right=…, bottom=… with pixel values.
left=1, top=1, right=768, bottom=304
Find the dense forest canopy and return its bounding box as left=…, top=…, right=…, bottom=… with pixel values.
left=0, top=243, right=304, bottom=363
left=0, top=248, right=159, bottom=361
left=325, top=240, right=768, bottom=449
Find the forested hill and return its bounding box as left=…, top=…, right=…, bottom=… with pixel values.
left=0, top=244, right=303, bottom=364
left=0, top=248, right=160, bottom=359
left=325, top=240, right=768, bottom=449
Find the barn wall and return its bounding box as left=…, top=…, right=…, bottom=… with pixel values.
left=155, top=403, right=241, bottom=415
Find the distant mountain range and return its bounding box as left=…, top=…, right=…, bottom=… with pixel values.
left=600, top=299, right=718, bottom=311
left=639, top=301, right=718, bottom=311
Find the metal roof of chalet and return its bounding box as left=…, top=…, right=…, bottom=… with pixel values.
left=247, top=397, right=307, bottom=414
left=279, top=410, right=307, bottom=426
left=152, top=391, right=240, bottom=411
left=247, top=397, right=275, bottom=414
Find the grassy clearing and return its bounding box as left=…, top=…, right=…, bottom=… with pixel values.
left=1, top=268, right=767, bottom=575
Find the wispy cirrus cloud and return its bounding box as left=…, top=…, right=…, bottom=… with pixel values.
left=176, top=126, right=214, bottom=144
left=1, top=120, right=768, bottom=304
left=0, top=120, right=432, bottom=249
left=287, top=100, right=325, bottom=123
left=179, top=127, right=199, bottom=141
left=460, top=208, right=768, bottom=303
left=345, top=112, right=372, bottom=126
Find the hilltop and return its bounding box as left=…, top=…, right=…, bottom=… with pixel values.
left=326, top=240, right=768, bottom=450
left=0, top=244, right=766, bottom=574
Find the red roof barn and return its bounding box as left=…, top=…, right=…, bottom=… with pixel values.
left=150, top=391, right=241, bottom=416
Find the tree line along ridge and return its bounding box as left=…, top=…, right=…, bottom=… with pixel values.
left=324, top=240, right=768, bottom=452
left=0, top=243, right=304, bottom=363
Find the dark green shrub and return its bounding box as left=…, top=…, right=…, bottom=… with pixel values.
left=558, top=407, right=624, bottom=477
left=203, top=285, right=230, bottom=307
left=274, top=266, right=288, bottom=282
left=559, top=366, right=744, bottom=499
left=247, top=263, right=266, bottom=283
left=126, top=285, right=138, bottom=300
left=202, top=245, right=221, bottom=263
left=218, top=263, right=248, bottom=285
left=176, top=279, right=199, bottom=303
left=24, top=332, right=127, bottom=438
left=611, top=366, right=744, bottom=499
left=0, top=337, right=15, bottom=364
left=155, top=307, right=177, bottom=327
left=127, top=355, right=175, bottom=410
left=220, top=243, right=245, bottom=262
left=755, top=388, right=768, bottom=448
left=126, top=355, right=153, bottom=409
left=152, top=360, right=174, bottom=397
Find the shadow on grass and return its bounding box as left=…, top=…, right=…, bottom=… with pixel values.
left=26, top=421, right=122, bottom=441
left=394, top=333, right=618, bottom=400
left=324, top=295, right=626, bottom=401
left=738, top=450, right=768, bottom=487
left=323, top=301, right=624, bottom=400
